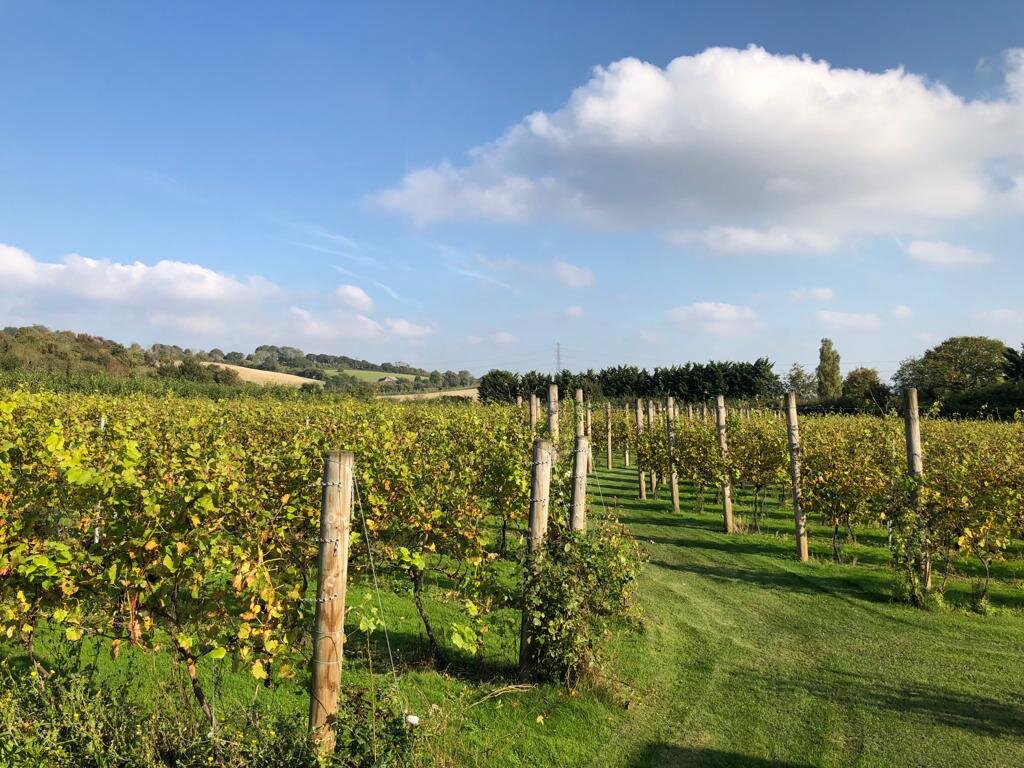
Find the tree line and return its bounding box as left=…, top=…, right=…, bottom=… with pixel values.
left=788, top=335, right=1024, bottom=417
left=477, top=358, right=783, bottom=403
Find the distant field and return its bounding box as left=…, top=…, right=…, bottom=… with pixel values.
left=204, top=362, right=324, bottom=387
left=327, top=368, right=419, bottom=383
left=382, top=387, right=479, bottom=401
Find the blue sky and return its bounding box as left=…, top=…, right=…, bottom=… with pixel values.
left=2, top=1, right=1023, bottom=378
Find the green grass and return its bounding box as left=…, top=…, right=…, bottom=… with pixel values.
left=326, top=368, right=418, bottom=383
left=9, top=458, right=1024, bottom=766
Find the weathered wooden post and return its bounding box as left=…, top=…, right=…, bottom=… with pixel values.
left=575, top=388, right=585, bottom=438
left=647, top=399, right=658, bottom=493
left=310, top=451, right=353, bottom=753
left=635, top=398, right=646, bottom=499
left=548, top=383, right=559, bottom=458
left=585, top=404, right=594, bottom=474
left=785, top=392, right=808, bottom=562
left=715, top=395, right=735, bottom=533
left=666, top=396, right=680, bottom=514
left=529, top=393, right=539, bottom=432
left=605, top=402, right=613, bottom=470
left=519, top=438, right=552, bottom=680
left=569, top=436, right=589, bottom=531
left=903, top=387, right=929, bottom=592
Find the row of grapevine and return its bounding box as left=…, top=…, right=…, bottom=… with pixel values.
left=617, top=394, right=1024, bottom=599
left=0, top=390, right=536, bottom=686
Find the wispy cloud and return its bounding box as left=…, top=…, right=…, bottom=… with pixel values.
left=905, top=240, right=992, bottom=267
left=789, top=287, right=835, bottom=303
left=332, top=265, right=403, bottom=302
left=816, top=310, right=883, bottom=331
left=293, top=241, right=382, bottom=269
left=445, top=264, right=516, bottom=291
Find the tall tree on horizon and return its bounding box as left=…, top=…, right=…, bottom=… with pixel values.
left=816, top=338, right=842, bottom=400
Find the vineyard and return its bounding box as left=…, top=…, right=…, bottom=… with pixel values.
left=2, top=387, right=1024, bottom=766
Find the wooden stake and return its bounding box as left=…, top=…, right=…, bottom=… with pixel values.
left=903, top=387, right=929, bottom=591
left=575, top=388, right=585, bottom=438
left=715, top=395, right=734, bottom=533
left=785, top=392, right=808, bottom=562
left=548, top=383, right=559, bottom=457
left=519, top=438, right=552, bottom=680
left=636, top=398, right=646, bottom=499
left=569, top=436, right=589, bottom=531
left=529, top=394, right=538, bottom=432
left=585, top=405, right=593, bottom=474
left=605, top=402, right=613, bottom=470
left=666, top=397, right=679, bottom=514
left=310, top=451, right=353, bottom=753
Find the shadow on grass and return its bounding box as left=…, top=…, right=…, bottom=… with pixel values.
left=628, top=744, right=813, bottom=767
left=343, top=621, right=519, bottom=685
left=642, top=535, right=793, bottom=559
left=751, top=669, right=1024, bottom=739
left=648, top=559, right=894, bottom=606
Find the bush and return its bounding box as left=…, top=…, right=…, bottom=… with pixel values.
left=0, top=653, right=415, bottom=768
left=520, top=515, right=645, bottom=685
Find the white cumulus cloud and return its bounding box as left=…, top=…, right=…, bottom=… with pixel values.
left=553, top=260, right=594, bottom=288
left=564, top=305, right=584, bottom=318
left=670, top=226, right=839, bottom=254
left=0, top=244, right=280, bottom=303
left=891, top=304, right=913, bottom=320
left=335, top=284, right=374, bottom=312
left=372, top=46, right=1024, bottom=250
left=386, top=318, right=433, bottom=340
left=667, top=302, right=762, bottom=336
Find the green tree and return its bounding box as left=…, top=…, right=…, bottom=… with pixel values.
left=842, top=367, right=889, bottom=406
left=896, top=336, right=1009, bottom=400
left=816, top=339, right=842, bottom=400
left=785, top=363, right=817, bottom=401
left=1004, top=344, right=1024, bottom=381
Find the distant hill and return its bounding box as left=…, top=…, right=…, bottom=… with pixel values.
left=0, top=325, right=475, bottom=394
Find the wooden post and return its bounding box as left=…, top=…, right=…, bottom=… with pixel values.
left=715, top=395, right=734, bottom=533
left=666, top=397, right=679, bottom=514
left=310, top=451, right=353, bottom=753
left=636, top=398, right=646, bottom=499
left=569, top=436, right=589, bottom=531
left=585, top=405, right=593, bottom=474
left=904, top=388, right=929, bottom=591
left=574, top=388, right=585, bottom=440
left=516, top=394, right=523, bottom=408
left=647, top=400, right=658, bottom=491
left=529, top=394, right=539, bottom=432
left=519, top=438, right=552, bottom=680
left=548, top=384, right=559, bottom=457
left=785, top=392, right=808, bottom=562
left=605, top=402, right=613, bottom=470
left=687, top=403, right=693, bottom=421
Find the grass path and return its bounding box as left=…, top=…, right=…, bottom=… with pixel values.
left=557, top=463, right=1024, bottom=767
